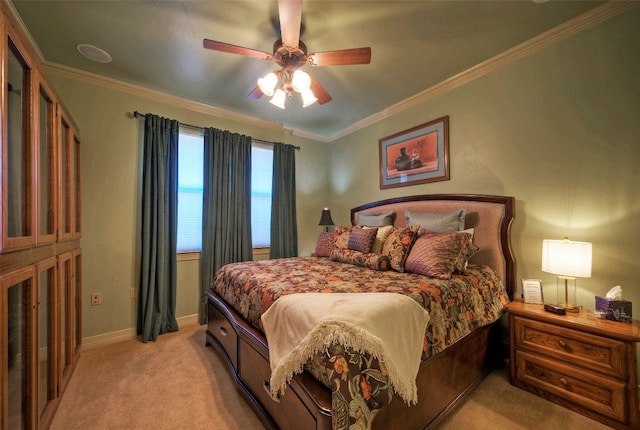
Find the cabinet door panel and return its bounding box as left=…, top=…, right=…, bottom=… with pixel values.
left=37, top=83, right=56, bottom=243
left=3, top=36, right=34, bottom=251
left=1, top=266, right=36, bottom=430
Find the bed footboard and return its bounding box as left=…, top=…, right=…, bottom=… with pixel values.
left=206, top=290, right=332, bottom=430
left=206, top=289, right=503, bottom=430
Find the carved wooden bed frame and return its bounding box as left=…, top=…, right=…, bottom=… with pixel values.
left=205, top=194, right=515, bottom=430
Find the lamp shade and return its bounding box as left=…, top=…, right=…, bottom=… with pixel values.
left=541, top=239, right=592, bottom=278
left=257, top=72, right=278, bottom=97
left=269, top=89, right=287, bottom=109
left=318, top=208, right=335, bottom=227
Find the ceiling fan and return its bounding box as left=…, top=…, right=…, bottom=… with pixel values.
left=202, top=0, right=371, bottom=108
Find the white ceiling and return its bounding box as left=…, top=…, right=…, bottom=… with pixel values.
left=10, top=0, right=611, bottom=141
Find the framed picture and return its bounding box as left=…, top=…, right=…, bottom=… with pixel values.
left=521, top=279, right=544, bottom=304
left=379, top=115, right=449, bottom=189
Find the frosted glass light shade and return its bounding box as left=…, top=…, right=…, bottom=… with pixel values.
left=301, top=88, right=317, bottom=107
left=257, top=72, right=278, bottom=97
left=269, top=89, right=287, bottom=109
left=541, top=239, right=592, bottom=278
left=292, top=70, right=311, bottom=93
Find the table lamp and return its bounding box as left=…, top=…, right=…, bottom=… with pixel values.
left=318, top=208, right=335, bottom=232
left=541, top=238, right=592, bottom=312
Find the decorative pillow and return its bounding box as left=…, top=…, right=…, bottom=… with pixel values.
left=313, top=231, right=337, bottom=257
left=330, top=248, right=390, bottom=271
left=365, top=225, right=394, bottom=254
left=405, top=208, right=467, bottom=233
left=347, top=226, right=378, bottom=253
left=358, top=210, right=396, bottom=227
left=380, top=225, right=420, bottom=272
left=454, top=241, right=479, bottom=273
left=405, top=231, right=474, bottom=279
left=333, top=226, right=353, bottom=250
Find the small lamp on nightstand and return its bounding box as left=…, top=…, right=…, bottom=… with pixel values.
left=318, top=208, right=335, bottom=232
left=541, top=238, right=592, bottom=312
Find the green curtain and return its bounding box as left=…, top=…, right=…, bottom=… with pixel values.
left=138, top=114, right=179, bottom=343
left=270, top=143, right=298, bottom=259
left=200, top=128, right=253, bottom=323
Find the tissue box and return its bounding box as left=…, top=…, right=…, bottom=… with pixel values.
left=595, top=296, right=632, bottom=322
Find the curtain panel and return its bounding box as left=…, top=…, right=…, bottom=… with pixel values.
left=270, top=143, right=298, bottom=259
left=200, top=128, right=253, bottom=323
left=138, top=114, right=180, bottom=342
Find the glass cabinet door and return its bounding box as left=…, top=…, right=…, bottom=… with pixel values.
left=58, top=119, right=71, bottom=241
left=57, top=252, right=75, bottom=392
left=1, top=266, right=36, bottom=430
left=36, top=258, right=57, bottom=427
left=38, top=83, right=56, bottom=244
left=2, top=36, right=34, bottom=250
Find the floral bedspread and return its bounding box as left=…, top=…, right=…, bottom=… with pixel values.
left=212, top=256, right=509, bottom=430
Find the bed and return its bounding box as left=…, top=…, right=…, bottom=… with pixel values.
left=205, top=194, right=515, bottom=430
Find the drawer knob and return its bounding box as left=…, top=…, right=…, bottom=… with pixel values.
left=219, top=327, right=228, bottom=336
left=559, top=377, right=569, bottom=387
left=558, top=339, right=570, bottom=351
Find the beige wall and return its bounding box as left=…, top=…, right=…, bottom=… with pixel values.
left=327, top=8, right=640, bottom=309
left=47, top=7, right=639, bottom=343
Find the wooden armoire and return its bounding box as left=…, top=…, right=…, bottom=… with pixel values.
left=0, top=2, right=82, bottom=429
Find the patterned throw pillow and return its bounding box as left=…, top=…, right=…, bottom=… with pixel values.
left=366, top=225, right=394, bottom=254
left=330, top=248, right=390, bottom=271
left=347, top=226, right=378, bottom=253
left=405, top=208, right=467, bottom=233
left=405, top=231, right=474, bottom=279
left=313, top=231, right=337, bottom=257
left=380, top=225, right=420, bottom=272
left=333, top=226, right=353, bottom=250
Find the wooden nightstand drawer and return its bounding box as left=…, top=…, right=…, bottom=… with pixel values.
left=514, top=349, right=627, bottom=423
left=513, top=315, right=626, bottom=379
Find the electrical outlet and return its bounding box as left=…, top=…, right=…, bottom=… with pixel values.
left=129, top=288, right=136, bottom=299
left=90, top=293, right=102, bottom=306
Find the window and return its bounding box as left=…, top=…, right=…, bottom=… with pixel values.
left=176, top=129, right=273, bottom=252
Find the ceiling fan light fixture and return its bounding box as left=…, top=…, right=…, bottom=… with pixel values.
left=270, top=89, right=287, bottom=109
left=257, top=72, right=278, bottom=97
left=301, top=88, right=317, bottom=107
left=291, top=69, right=311, bottom=93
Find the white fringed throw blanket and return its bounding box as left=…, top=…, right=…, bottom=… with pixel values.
left=261, top=292, right=430, bottom=405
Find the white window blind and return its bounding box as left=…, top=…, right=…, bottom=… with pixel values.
left=176, top=129, right=273, bottom=252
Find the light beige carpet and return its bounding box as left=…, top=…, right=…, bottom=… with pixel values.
left=50, top=324, right=612, bottom=430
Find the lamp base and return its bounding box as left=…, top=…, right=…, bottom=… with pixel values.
left=559, top=302, right=581, bottom=313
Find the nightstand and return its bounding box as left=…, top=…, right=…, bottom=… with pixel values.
left=507, top=301, right=640, bottom=430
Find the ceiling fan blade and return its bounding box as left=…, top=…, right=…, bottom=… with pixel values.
left=203, top=39, right=272, bottom=61
left=308, top=47, right=371, bottom=67
left=247, top=86, right=264, bottom=99
left=278, top=0, right=302, bottom=49
left=309, top=76, right=332, bottom=105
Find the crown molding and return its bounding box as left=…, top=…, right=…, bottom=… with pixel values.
left=327, top=1, right=638, bottom=142
left=44, top=62, right=289, bottom=131
left=44, top=61, right=331, bottom=142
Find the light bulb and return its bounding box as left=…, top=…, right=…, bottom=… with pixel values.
left=257, top=72, right=278, bottom=97
left=269, top=89, right=287, bottom=109
left=292, top=70, right=311, bottom=93
left=301, top=88, right=317, bottom=107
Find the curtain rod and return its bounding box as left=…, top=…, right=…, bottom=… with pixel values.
left=132, top=111, right=300, bottom=150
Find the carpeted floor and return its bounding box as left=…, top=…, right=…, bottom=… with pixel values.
left=50, top=324, right=612, bottom=429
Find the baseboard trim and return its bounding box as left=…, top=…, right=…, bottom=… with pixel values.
left=81, top=314, right=200, bottom=351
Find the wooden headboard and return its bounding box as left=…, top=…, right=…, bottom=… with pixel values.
left=351, top=194, right=516, bottom=299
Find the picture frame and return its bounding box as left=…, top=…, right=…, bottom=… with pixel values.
left=379, top=115, right=449, bottom=189
left=522, top=279, right=544, bottom=304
